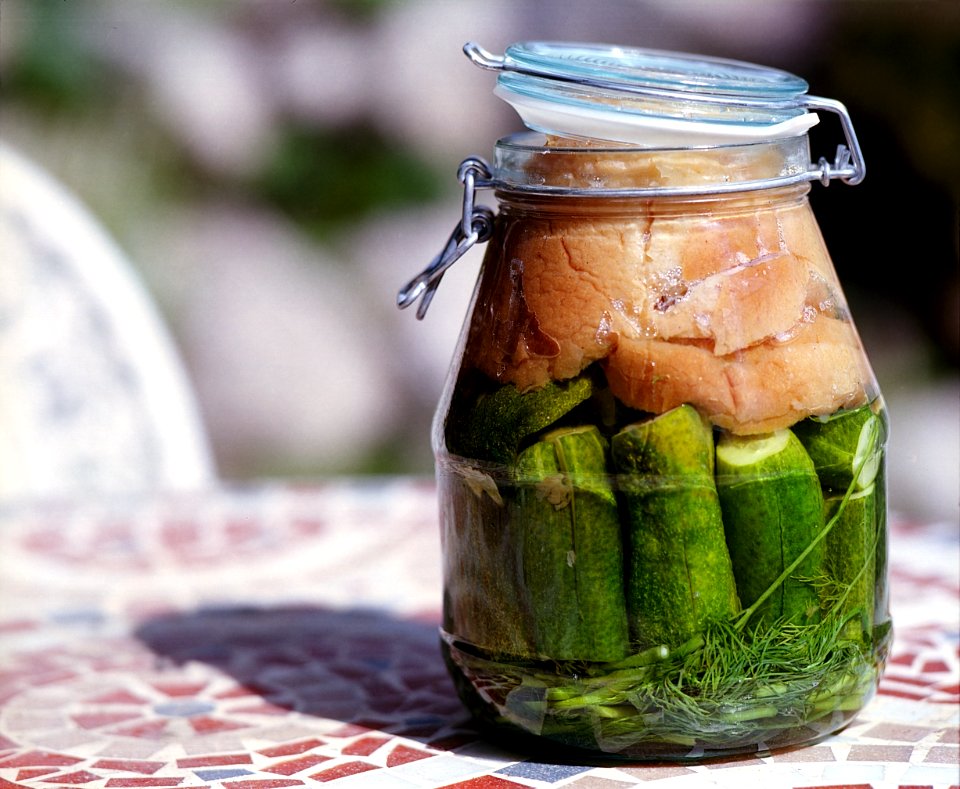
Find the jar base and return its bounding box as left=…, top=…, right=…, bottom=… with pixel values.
left=441, top=624, right=889, bottom=762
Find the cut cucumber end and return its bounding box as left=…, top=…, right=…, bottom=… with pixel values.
left=853, top=416, right=880, bottom=489
left=716, top=430, right=791, bottom=467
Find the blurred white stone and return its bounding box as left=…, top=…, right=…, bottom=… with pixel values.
left=0, top=142, right=215, bottom=498
left=885, top=378, right=960, bottom=526
left=92, top=2, right=276, bottom=178
left=371, top=0, right=520, bottom=160
left=164, top=204, right=398, bottom=475
left=268, top=21, right=373, bottom=126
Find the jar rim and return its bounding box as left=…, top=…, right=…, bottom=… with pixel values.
left=490, top=132, right=815, bottom=197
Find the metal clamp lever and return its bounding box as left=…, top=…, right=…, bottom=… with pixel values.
left=804, top=96, right=865, bottom=186
left=397, top=158, right=495, bottom=319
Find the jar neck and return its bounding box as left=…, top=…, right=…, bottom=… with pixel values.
left=494, top=183, right=811, bottom=220
left=492, top=132, right=813, bottom=196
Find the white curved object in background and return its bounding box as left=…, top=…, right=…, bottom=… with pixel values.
left=0, top=142, right=215, bottom=499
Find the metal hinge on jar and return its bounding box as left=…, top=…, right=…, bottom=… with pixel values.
left=396, top=158, right=495, bottom=320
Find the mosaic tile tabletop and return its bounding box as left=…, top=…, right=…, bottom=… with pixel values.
left=0, top=478, right=957, bottom=789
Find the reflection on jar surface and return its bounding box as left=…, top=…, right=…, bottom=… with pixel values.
left=402, top=44, right=889, bottom=760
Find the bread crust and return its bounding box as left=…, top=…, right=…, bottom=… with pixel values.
left=603, top=316, right=869, bottom=434
left=462, top=191, right=871, bottom=432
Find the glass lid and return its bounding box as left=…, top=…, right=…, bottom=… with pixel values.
left=466, top=41, right=820, bottom=147
left=502, top=41, right=809, bottom=100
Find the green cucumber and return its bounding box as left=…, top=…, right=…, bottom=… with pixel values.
left=447, top=375, right=593, bottom=463
left=825, top=484, right=878, bottom=640
left=793, top=404, right=883, bottom=492
left=514, top=425, right=629, bottom=662
left=871, top=458, right=890, bottom=636
left=438, top=461, right=533, bottom=658
left=716, top=430, right=824, bottom=627
left=611, top=405, right=740, bottom=650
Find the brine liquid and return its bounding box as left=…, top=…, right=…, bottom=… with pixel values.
left=434, top=390, right=890, bottom=759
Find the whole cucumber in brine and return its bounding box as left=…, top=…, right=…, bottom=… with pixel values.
left=825, top=484, right=878, bottom=641
left=611, top=405, right=740, bottom=650
left=446, top=375, right=593, bottom=463
left=716, top=430, right=825, bottom=627
left=792, top=403, right=884, bottom=493
left=514, top=425, right=629, bottom=663
left=438, top=459, right=534, bottom=659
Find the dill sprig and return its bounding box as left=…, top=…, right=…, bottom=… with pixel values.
left=447, top=608, right=881, bottom=754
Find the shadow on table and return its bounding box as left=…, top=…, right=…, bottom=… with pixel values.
left=134, top=605, right=473, bottom=743
left=135, top=606, right=807, bottom=768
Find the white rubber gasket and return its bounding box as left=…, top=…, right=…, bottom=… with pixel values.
left=494, top=84, right=820, bottom=147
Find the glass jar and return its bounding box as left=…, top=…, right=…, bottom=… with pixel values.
left=399, top=42, right=890, bottom=761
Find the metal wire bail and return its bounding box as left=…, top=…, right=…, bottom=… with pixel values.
left=396, top=157, right=495, bottom=319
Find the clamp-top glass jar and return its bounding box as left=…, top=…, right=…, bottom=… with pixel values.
left=399, top=42, right=890, bottom=760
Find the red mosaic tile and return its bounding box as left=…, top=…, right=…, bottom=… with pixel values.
left=921, top=659, right=952, bottom=674
left=770, top=745, right=837, bottom=762
left=263, top=754, right=331, bottom=775
left=214, top=685, right=261, bottom=699
left=104, top=779, right=186, bottom=787
left=940, top=728, right=960, bottom=744
left=889, top=652, right=918, bottom=666
left=224, top=520, right=261, bottom=544
left=847, top=744, right=915, bottom=762
left=923, top=745, right=960, bottom=763
left=90, top=759, right=165, bottom=775
left=89, top=654, right=156, bottom=673
left=39, top=770, right=102, bottom=784
left=110, top=720, right=169, bottom=739
left=189, top=716, right=250, bottom=734
left=864, top=723, right=938, bottom=742
left=151, top=681, right=207, bottom=698
left=72, top=711, right=142, bottom=729
left=15, top=768, right=59, bottom=780
left=86, top=690, right=151, bottom=705
left=309, top=761, right=378, bottom=782
left=794, top=785, right=874, bottom=789
left=177, top=754, right=252, bottom=768
left=325, top=722, right=380, bottom=738
left=22, top=529, right=63, bottom=553
left=160, top=520, right=201, bottom=551
left=290, top=518, right=327, bottom=537
left=342, top=736, right=389, bottom=756
left=878, top=686, right=929, bottom=701
left=0, top=619, right=38, bottom=633
left=386, top=744, right=434, bottom=767
left=883, top=674, right=939, bottom=688
left=31, top=668, right=80, bottom=686
left=257, top=739, right=325, bottom=758
left=0, top=750, right=83, bottom=768
left=437, top=778, right=530, bottom=789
